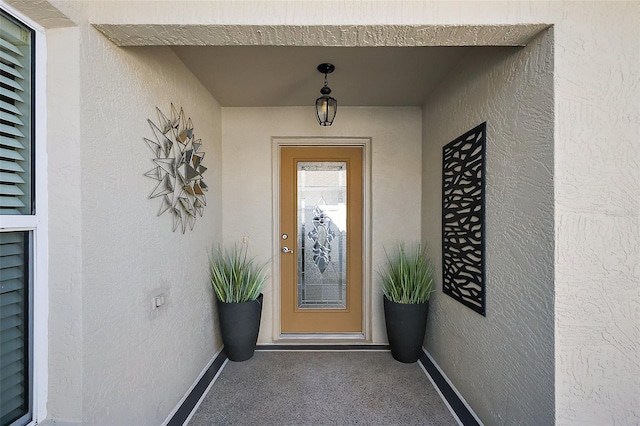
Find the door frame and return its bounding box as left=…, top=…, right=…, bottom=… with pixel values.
left=272, top=137, right=372, bottom=342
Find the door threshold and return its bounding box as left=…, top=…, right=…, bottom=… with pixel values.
left=257, top=343, right=389, bottom=351
left=277, top=333, right=366, bottom=343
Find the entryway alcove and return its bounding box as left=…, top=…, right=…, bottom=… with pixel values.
left=96, top=22, right=555, bottom=425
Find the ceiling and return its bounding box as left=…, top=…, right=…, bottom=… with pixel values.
left=170, top=45, right=493, bottom=107
left=94, top=22, right=544, bottom=108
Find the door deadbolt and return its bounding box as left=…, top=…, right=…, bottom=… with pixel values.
left=281, top=233, right=288, bottom=240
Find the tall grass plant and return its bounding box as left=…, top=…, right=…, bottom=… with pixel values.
left=209, top=243, right=267, bottom=303
left=379, top=243, right=434, bottom=304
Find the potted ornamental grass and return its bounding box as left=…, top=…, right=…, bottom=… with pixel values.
left=209, top=243, right=267, bottom=362
left=379, top=242, right=434, bottom=363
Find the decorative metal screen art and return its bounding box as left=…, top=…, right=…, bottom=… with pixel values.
left=143, top=104, right=207, bottom=233
left=442, top=122, right=486, bottom=316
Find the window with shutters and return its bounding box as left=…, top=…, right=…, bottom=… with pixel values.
left=0, top=11, right=32, bottom=216
left=0, top=9, right=35, bottom=426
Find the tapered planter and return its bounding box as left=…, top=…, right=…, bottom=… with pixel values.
left=217, top=293, right=263, bottom=362
left=384, top=296, right=430, bottom=363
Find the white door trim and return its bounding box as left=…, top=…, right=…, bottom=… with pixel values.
left=272, top=137, right=372, bottom=342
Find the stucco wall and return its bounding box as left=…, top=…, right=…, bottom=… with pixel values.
left=77, top=27, right=223, bottom=424
left=6, top=0, right=639, bottom=424
left=40, top=21, right=224, bottom=424
left=46, top=26, right=83, bottom=423
left=421, top=31, right=554, bottom=425
left=549, top=4, right=639, bottom=425
left=222, top=107, right=422, bottom=344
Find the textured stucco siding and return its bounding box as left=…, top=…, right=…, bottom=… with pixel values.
left=221, top=106, right=422, bottom=344
left=39, top=22, right=224, bottom=424
left=421, top=31, right=554, bottom=425
left=552, top=3, right=639, bottom=425
left=4, top=0, right=638, bottom=424
left=46, top=26, right=83, bottom=423
left=92, top=23, right=548, bottom=47
left=77, top=27, right=223, bottom=424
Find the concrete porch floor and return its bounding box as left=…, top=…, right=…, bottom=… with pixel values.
left=184, top=350, right=464, bottom=425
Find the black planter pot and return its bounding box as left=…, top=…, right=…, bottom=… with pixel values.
left=383, top=296, right=429, bottom=363
left=217, top=293, right=263, bottom=362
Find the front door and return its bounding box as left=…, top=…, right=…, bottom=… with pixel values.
left=280, top=146, right=363, bottom=333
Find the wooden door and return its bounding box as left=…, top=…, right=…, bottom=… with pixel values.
left=280, top=146, right=363, bottom=333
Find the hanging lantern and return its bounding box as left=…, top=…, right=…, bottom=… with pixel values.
left=315, top=63, right=337, bottom=126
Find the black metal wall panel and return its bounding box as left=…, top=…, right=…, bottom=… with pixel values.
left=442, top=122, right=486, bottom=316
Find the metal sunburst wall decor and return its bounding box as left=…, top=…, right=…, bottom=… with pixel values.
left=143, top=104, right=208, bottom=233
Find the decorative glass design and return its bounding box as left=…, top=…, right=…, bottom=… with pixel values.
left=143, top=104, right=207, bottom=233
left=297, top=162, right=347, bottom=309
left=307, top=197, right=335, bottom=273
left=442, top=122, right=486, bottom=316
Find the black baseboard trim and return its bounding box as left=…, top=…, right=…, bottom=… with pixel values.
left=167, top=349, right=227, bottom=426
left=418, top=350, right=480, bottom=426
left=256, top=344, right=390, bottom=351
left=169, top=346, right=477, bottom=426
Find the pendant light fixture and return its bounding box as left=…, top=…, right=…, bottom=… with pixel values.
left=315, top=63, right=337, bottom=126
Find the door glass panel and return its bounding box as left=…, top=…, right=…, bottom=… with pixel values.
left=297, top=161, right=347, bottom=309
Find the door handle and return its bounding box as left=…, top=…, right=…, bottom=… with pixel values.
left=282, top=246, right=294, bottom=254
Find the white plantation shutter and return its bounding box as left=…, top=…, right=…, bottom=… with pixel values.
left=0, top=10, right=33, bottom=426
left=0, top=12, right=31, bottom=216
left=0, top=232, right=29, bottom=426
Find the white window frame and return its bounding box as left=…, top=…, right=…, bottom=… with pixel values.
left=0, top=2, right=48, bottom=425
